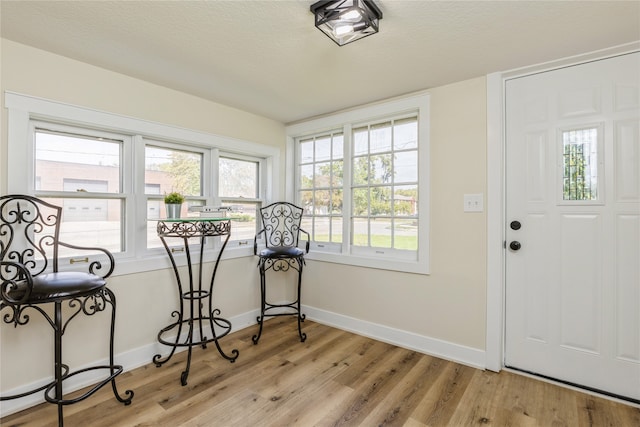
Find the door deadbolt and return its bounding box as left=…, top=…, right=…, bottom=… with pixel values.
left=510, top=220, right=521, bottom=230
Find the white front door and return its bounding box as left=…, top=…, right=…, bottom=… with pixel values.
left=505, top=52, right=640, bottom=401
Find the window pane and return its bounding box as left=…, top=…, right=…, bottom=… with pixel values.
left=223, top=202, right=259, bottom=242
left=352, top=156, right=369, bottom=185
left=394, top=185, right=418, bottom=216
left=300, top=164, right=314, bottom=189
left=352, top=218, right=369, bottom=246
left=314, top=216, right=330, bottom=242
left=394, top=118, right=418, bottom=150
left=331, top=189, right=343, bottom=214
left=301, top=216, right=313, bottom=238
left=219, top=157, right=258, bottom=198
left=44, top=197, right=123, bottom=255
left=331, top=217, right=343, bottom=243
left=315, top=136, right=331, bottom=162
left=370, top=218, right=392, bottom=248
left=394, top=219, right=418, bottom=250
left=331, top=160, right=344, bottom=187
left=300, top=190, right=313, bottom=213
left=353, top=127, right=368, bottom=155
left=352, top=188, right=369, bottom=216
left=315, top=162, right=331, bottom=188
left=394, top=151, right=418, bottom=183
left=370, top=122, right=392, bottom=153
left=145, top=145, right=202, bottom=196
left=370, top=154, right=393, bottom=184
left=333, top=135, right=344, bottom=160
left=300, top=139, right=314, bottom=163
left=313, top=189, right=330, bottom=214
left=370, top=186, right=392, bottom=216
left=562, top=128, right=598, bottom=201
left=35, top=130, right=121, bottom=193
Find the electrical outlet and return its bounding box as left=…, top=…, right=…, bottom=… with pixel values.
left=464, top=193, right=483, bottom=212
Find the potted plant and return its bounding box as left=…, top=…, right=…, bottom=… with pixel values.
left=164, top=192, right=185, bottom=219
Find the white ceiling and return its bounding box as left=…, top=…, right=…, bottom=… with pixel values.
left=2, top=1, right=639, bottom=124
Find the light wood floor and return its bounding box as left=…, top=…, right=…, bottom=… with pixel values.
left=2, top=317, right=639, bottom=426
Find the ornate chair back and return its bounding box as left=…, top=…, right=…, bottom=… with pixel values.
left=259, top=202, right=305, bottom=250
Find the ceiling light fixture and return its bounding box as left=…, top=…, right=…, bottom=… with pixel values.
left=310, top=0, right=383, bottom=46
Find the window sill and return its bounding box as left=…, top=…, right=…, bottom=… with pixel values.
left=305, top=250, right=429, bottom=275
left=107, top=245, right=255, bottom=277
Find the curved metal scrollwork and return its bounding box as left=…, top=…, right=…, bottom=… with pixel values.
left=157, top=219, right=231, bottom=238
left=261, top=203, right=303, bottom=248
left=1, top=261, right=34, bottom=307
left=0, top=197, right=59, bottom=278
left=1, top=289, right=113, bottom=334
left=0, top=196, right=114, bottom=280
left=258, top=257, right=305, bottom=274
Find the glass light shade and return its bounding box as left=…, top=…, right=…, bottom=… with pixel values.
left=310, top=0, right=383, bottom=46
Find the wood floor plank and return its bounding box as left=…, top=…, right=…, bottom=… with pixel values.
left=409, top=360, right=477, bottom=426
left=356, top=353, right=441, bottom=426
left=2, top=319, right=639, bottom=427
left=228, top=335, right=367, bottom=426
left=318, top=347, right=423, bottom=426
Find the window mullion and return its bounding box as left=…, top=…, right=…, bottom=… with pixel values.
left=208, top=148, right=218, bottom=203
left=342, top=124, right=353, bottom=254
left=132, top=135, right=146, bottom=257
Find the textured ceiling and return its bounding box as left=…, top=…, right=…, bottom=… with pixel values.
left=1, top=1, right=639, bottom=124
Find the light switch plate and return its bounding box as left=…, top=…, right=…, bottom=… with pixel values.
left=464, top=193, right=484, bottom=212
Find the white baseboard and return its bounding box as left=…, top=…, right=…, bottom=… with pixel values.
left=1, top=305, right=485, bottom=417
left=302, top=305, right=486, bottom=370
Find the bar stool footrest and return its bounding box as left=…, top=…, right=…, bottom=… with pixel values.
left=44, top=365, right=123, bottom=406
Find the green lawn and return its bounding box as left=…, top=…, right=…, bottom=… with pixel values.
left=314, top=234, right=417, bottom=250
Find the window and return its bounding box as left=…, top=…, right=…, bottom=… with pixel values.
left=219, top=156, right=261, bottom=243
left=298, top=132, right=344, bottom=245
left=351, top=118, right=418, bottom=253
left=561, top=126, right=601, bottom=202
left=144, top=142, right=207, bottom=249
left=6, top=92, right=279, bottom=275
left=34, top=125, right=127, bottom=256
left=286, top=94, right=429, bottom=274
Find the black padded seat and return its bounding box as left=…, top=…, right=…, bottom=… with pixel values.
left=9, top=272, right=106, bottom=303
left=259, top=246, right=305, bottom=259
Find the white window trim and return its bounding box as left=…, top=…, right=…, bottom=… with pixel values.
left=286, top=93, right=430, bottom=274
left=5, top=91, right=280, bottom=276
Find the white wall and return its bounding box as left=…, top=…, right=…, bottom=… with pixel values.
left=0, top=39, right=489, bottom=413
left=303, top=77, right=487, bottom=353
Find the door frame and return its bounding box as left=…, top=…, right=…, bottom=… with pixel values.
left=485, top=41, right=640, bottom=372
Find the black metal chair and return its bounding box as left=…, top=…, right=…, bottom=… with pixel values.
left=0, top=195, right=133, bottom=426
left=252, top=202, right=309, bottom=344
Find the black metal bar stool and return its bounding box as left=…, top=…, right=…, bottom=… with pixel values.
left=252, top=202, right=309, bottom=344
left=0, top=195, right=133, bottom=426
